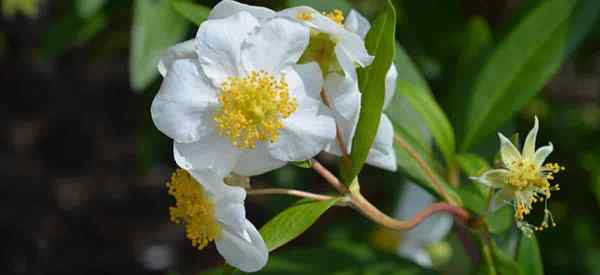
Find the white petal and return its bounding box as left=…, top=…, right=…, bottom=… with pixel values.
left=233, top=143, right=287, bottom=176
left=322, top=73, right=361, bottom=154
left=213, top=188, right=247, bottom=230
left=394, top=182, right=434, bottom=220
left=151, top=59, right=218, bottom=143
left=383, top=64, right=398, bottom=110
left=208, top=0, right=275, bottom=20
left=215, top=220, right=268, bottom=273
left=189, top=168, right=246, bottom=203
left=470, top=169, right=509, bottom=188
left=337, top=30, right=374, bottom=67
left=241, top=17, right=309, bottom=74
left=522, top=116, right=539, bottom=161
left=397, top=244, right=433, bottom=268
left=498, top=133, right=521, bottom=168
left=334, top=44, right=358, bottom=78
left=490, top=188, right=513, bottom=212
left=196, top=11, right=259, bottom=86
left=268, top=63, right=336, bottom=161
left=534, top=142, right=554, bottom=167
left=365, top=114, right=397, bottom=171
left=173, top=134, right=241, bottom=178
left=158, top=39, right=196, bottom=77
left=279, top=6, right=341, bottom=34
left=344, top=10, right=371, bottom=39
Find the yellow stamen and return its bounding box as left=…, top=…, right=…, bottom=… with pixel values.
left=296, top=10, right=314, bottom=21
left=324, top=9, right=345, bottom=25
left=214, top=71, right=297, bottom=149
left=167, top=169, right=220, bottom=250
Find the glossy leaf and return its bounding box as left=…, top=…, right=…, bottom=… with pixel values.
left=342, top=0, right=396, bottom=184
left=170, top=0, right=211, bottom=26
left=76, top=0, right=106, bottom=18
left=456, top=153, right=490, bottom=177
left=516, top=234, right=543, bottom=275
left=130, top=0, right=188, bottom=91
left=461, top=0, right=576, bottom=150
left=260, top=199, right=339, bottom=251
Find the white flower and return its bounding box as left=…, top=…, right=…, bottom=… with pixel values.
left=152, top=9, right=336, bottom=178
left=393, top=182, right=453, bottom=267
left=470, top=117, right=563, bottom=234
left=166, top=168, right=267, bottom=272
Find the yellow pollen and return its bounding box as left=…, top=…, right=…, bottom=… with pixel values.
left=214, top=71, right=297, bottom=149
left=324, top=9, right=345, bottom=25
left=167, top=169, right=220, bottom=250
left=296, top=10, right=314, bottom=21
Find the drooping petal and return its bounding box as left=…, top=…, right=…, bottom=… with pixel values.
left=498, top=133, right=521, bottom=168
left=336, top=30, right=374, bottom=68
left=322, top=74, right=361, bottom=152
left=267, top=63, right=336, bottom=161
left=151, top=59, right=219, bottom=143
left=173, top=134, right=241, bottom=178
left=214, top=194, right=247, bottom=230
left=334, top=45, right=358, bottom=79
left=196, top=11, right=259, bottom=86
left=490, top=188, right=513, bottom=212
left=344, top=10, right=370, bottom=39
left=158, top=39, right=196, bottom=77
left=470, top=169, right=509, bottom=188
left=208, top=0, right=275, bottom=21
left=397, top=244, right=433, bottom=268
left=278, top=6, right=340, bottom=34
left=383, top=64, right=398, bottom=110
left=522, top=116, right=539, bottom=161
left=233, top=143, right=287, bottom=176
left=365, top=114, right=397, bottom=171
left=188, top=168, right=246, bottom=203
left=215, top=220, right=268, bottom=273
left=534, top=142, right=554, bottom=167
left=241, top=17, right=309, bottom=75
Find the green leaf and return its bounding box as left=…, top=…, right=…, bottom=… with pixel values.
left=485, top=206, right=513, bottom=234
left=342, top=0, right=396, bottom=184
left=455, top=153, right=490, bottom=177
left=130, top=0, right=189, bottom=91
left=516, top=234, right=543, bottom=275
left=566, top=0, right=600, bottom=55
left=290, top=160, right=313, bottom=169
left=397, top=81, right=455, bottom=164
left=260, top=198, right=339, bottom=251
left=41, top=9, right=107, bottom=59
left=75, top=0, right=106, bottom=18
left=170, top=0, right=211, bottom=26
left=456, top=182, right=486, bottom=213
left=478, top=238, right=523, bottom=275
left=461, top=0, right=576, bottom=151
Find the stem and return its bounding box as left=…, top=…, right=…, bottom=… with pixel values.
left=349, top=191, right=470, bottom=230
left=394, top=135, right=455, bottom=204
left=247, top=188, right=337, bottom=202
left=311, top=160, right=349, bottom=194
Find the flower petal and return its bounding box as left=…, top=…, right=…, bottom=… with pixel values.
left=241, top=17, right=309, bottom=75
left=196, top=11, right=259, bottom=86
left=490, top=188, right=513, bottom=212
left=334, top=44, right=358, bottom=79
left=173, top=133, right=241, bottom=178
left=344, top=10, right=371, bottom=39
left=233, top=143, right=287, bottom=176
left=268, top=63, right=336, bottom=161
left=151, top=59, right=219, bottom=143
left=278, top=6, right=340, bottom=34
left=470, top=169, right=509, bottom=188
left=366, top=114, right=397, bottom=171
left=189, top=168, right=246, bottom=203
left=215, top=220, right=268, bottom=273
left=397, top=244, right=433, bottom=268
left=534, top=142, right=554, bottom=167
left=158, top=39, right=196, bottom=77
left=522, top=116, right=539, bottom=161
left=208, top=0, right=275, bottom=21
left=498, top=133, right=521, bottom=168
left=337, top=30, right=374, bottom=67
left=384, top=64, right=398, bottom=110
left=323, top=72, right=361, bottom=121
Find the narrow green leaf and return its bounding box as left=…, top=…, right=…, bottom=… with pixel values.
left=260, top=198, right=339, bottom=251
left=461, top=0, right=576, bottom=150
left=456, top=182, right=486, bottom=213
left=485, top=206, right=513, bottom=234
left=397, top=81, right=455, bottom=164
left=130, top=0, right=189, bottom=91
left=566, top=0, right=600, bottom=55
left=342, top=0, right=396, bottom=183
left=75, top=0, right=106, bottom=18
left=516, top=234, right=543, bottom=275
left=290, top=160, right=313, bottom=169
left=478, top=238, right=523, bottom=275
left=170, top=0, right=210, bottom=26
left=455, top=153, right=490, bottom=177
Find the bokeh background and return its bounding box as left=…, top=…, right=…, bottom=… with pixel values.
left=2, top=0, right=600, bottom=274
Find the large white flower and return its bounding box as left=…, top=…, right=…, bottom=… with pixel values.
left=393, top=182, right=453, bottom=267
left=152, top=10, right=336, bottom=178
left=470, top=117, right=563, bottom=234
left=166, top=168, right=267, bottom=272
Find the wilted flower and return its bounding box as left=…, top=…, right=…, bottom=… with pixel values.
left=167, top=169, right=267, bottom=272
left=471, top=117, right=563, bottom=235
left=152, top=8, right=335, bottom=177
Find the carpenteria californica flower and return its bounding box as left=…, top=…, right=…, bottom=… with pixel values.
left=152, top=8, right=336, bottom=178
left=166, top=168, right=267, bottom=272
left=470, top=117, right=563, bottom=235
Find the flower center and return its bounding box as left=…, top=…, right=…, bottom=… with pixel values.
left=214, top=71, right=297, bottom=149
left=167, top=169, right=220, bottom=250
left=295, top=10, right=314, bottom=21
left=507, top=159, right=540, bottom=189
left=324, top=9, right=345, bottom=25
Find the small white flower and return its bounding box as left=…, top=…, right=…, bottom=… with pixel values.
left=394, top=182, right=453, bottom=267
left=470, top=117, right=563, bottom=234
left=166, top=168, right=267, bottom=272
left=152, top=9, right=336, bottom=178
